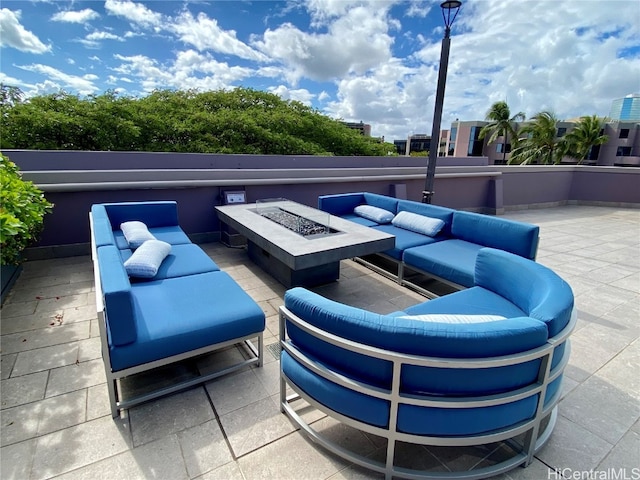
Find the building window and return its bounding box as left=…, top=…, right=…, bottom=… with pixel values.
left=496, top=143, right=511, bottom=153
left=616, top=146, right=632, bottom=156
left=619, top=129, right=630, bottom=139
left=448, top=144, right=455, bottom=156
left=557, top=127, right=567, bottom=137
left=467, top=127, right=484, bottom=156
left=449, top=127, right=457, bottom=142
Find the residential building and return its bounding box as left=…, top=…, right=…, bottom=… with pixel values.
left=609, top=93, right=640, bottom=121
left=342, top=121, right=372, bottom=136
left=444, top=119, right=640, bottom=166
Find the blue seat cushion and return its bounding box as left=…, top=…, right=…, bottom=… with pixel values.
left=403, top=239, right=482, bottom=287
left=114, top=226, right=192, bottom=250
left=340, top=213, right=379, bottom=227
left=372, top=225, right=441, bottom=260
left=109, top=271, right=265, bottom=371
left=120, top=243, right=220, bottom=280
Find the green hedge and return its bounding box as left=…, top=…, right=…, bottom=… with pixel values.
left=1, top=154, right=53, bottom=264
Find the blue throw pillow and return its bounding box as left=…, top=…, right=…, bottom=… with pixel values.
left=120, top=221, right=156, bottom=248
left=354, top=205, right=395, bottom=224
left=123, top=240, right=171, bottom=278
left=392, top=211, right=445, bottom=237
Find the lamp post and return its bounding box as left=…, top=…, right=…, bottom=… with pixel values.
left=423, top=0, right=462, bottom=204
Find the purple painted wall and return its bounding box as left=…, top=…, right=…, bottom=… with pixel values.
left=3, top=150, right=637, bottom=252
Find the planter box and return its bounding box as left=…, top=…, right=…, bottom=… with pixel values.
left=1, top=264, right=23, bottom=305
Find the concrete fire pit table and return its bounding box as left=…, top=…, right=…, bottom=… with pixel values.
left=215, top=199, right=395, bottom=288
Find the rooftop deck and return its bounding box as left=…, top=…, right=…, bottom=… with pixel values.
left=1, top=205, right=638, bottom=480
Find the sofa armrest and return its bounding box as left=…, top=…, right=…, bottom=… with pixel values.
left=102, top=201, right=180, bottom=229
left=97, top=245, right=137, bottom=346
left=452, top=211, right=539, bottom=259
left=318, top=193, right=365, bottom=216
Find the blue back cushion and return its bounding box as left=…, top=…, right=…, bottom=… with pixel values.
left=318, top=193, right=365, bottom=216
left=102, top=201, right=179, bottom=229
left=451, top=211, right=539, bottom=259
left=396, top=200, right=455, bottom=236
left=475, top=248, right=574, bottom=337
left=284, top=288, right=549, bottom=395
left=97, top=245, right=136, bottom=346
left=91, top=205, right=116, bottom=247
left=362, top=193, right=399, bottom=214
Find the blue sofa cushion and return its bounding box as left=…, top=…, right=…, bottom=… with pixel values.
left=403, top=239, right=482, bottom=287
left=91, top=205, right=116, bottom=247
left=392, top=211, right=445, bottom=237
left=114, top=226, right=192, bottom=250
left=97, top=245, right=136, bottom=346
left=451, top=211, right=539, bottom=259
left=284, top=288, right=548, bottom=396
left=282, top=351, right=390, bottom=428
left=339, top=213, right=379, bottom=227
left=123, top=240, right=171, bottom=278
left=354, top=205, right=394, bottom=224
left=362, top=192, right=399, bottom=214
left=397, top=314, right=507, bottom=323
left=475, top=248, right=574, bottom=337
left=372, top=224, right=440, bottom=260
left=318, top=193, right=365, bottom=216
left=109, top=271, right=265, bottom=371
left=120, top=243, right=220, bottom=280
left=103, top=201, right=180, bottom=229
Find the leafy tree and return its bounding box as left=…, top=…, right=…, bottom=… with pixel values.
left=509, top=111, right=565, bottom=165
left=479, top=101, right=525, bottom=163
left=563, top=115, right=608, bottom=163
left=0, top=86, right=396, bottom=156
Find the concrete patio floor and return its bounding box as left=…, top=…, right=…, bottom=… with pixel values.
left=1, top=205, right=638, bottom=480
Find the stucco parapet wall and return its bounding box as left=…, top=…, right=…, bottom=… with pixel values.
left=24, top=167, right=502, bottom=192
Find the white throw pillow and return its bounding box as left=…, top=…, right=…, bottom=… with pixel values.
left=391, top=211, right=445, bottom=237
left=397, top=314, right=507, bottom=324
left=123, top=240, right=171, bottom=278
left=354, top=205, right=395, bottom=224
left=120, top=221, right=156, bottom=248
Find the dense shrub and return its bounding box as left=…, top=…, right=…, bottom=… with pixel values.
left=0, top=154, right=53, bottom=264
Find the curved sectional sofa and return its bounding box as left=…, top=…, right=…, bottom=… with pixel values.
left=279, top=216, right=575, bottom=478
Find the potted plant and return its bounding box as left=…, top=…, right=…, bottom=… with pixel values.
left=1, top=153, right=53, bottom=302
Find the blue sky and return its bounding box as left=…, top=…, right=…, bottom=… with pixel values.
left=1, top=0, right=639, bottom=141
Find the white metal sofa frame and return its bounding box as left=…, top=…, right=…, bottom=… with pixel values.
left=279, top=305, right=576, bottom=480
left=90, top=214, right=263, bottom=418
left=354, top=252, right=463, bottom=299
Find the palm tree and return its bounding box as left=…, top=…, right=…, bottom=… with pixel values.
left=563, top=115, right=609, bottom=164
left=509, top=111, right=565, bottom=165
left=479, top=101, right=525, bottom=163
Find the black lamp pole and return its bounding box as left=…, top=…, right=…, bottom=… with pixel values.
left=423, top=0, right=462, bottom=204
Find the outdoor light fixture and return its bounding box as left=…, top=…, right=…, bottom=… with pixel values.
left=423, top=0, right=462, bottom=204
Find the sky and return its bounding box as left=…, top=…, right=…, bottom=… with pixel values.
left=1, top=0, right=639, bottom=142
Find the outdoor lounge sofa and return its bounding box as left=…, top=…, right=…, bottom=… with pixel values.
left=318, top=192, right=539, bottom=295
left=90, top=201, right=265, bottom=418
left=279, top=247, right=575, bottom=479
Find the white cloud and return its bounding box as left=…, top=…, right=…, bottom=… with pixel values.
left=267, top=85, right=315, bottom=105
left=323, top=0, right=640, bottom=140
left=104, top=0, right=163, bottom=29
left=0, top=8, right=51, bottom=53
left=254, top=5, right=395, bottom=83
left=112, top=50, right=256, bottom=93
left=51, top=9, right=99, bottom=23
left=170, top=11, right=268, bottom=62
left=17, top=64, right=99, bottom=95
left=86, top=31, right=123, bottom=42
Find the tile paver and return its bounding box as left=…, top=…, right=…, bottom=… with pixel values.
left=1, top=205, right=638, bottom=479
